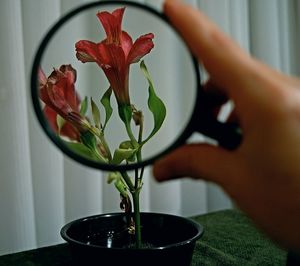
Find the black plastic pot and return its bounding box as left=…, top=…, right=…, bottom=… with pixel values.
left=61, top=212, right=204, bottom=266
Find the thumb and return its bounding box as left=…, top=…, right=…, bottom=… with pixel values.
left=153, top=144, right=238, bottom=186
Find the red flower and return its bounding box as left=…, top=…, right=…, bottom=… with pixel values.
left=39, top=65, right=86, bottom=140
left=75, top=7, right=154, bottom=105
left=43, top=105, right=81, bottom=141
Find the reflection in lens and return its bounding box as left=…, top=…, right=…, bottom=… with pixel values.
left=34, top=3, right=197, bottom=170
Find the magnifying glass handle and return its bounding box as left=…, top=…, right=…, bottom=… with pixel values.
left=192, top=104, right=242, bottom=150
left=192, top=113, right=242, bottom=150
left=192, top=90, right=242, bottom=150
left=203, top=119, right=242, bottom=150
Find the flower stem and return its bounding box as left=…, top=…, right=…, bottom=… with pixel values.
left=132, top=189, right=142, bottom=248
left=132, top=112, right=145, bottom=248
left=120, top=171, right=134, bottom=192
left=137, top=113, right=145, bottom=181
left=121, top=171, right=142, bottom=248
left=125, top=122, right=138, bottom=148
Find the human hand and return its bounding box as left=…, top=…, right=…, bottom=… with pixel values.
left=153, top=0, right=300, bottom=251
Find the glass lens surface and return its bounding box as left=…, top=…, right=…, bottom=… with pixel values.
left=32, top=2, right=198, bottom=170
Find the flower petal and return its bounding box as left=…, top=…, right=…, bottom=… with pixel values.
left=43, top=105, right=59, bottom=133
left=112, top=8, right=125, bottom=20
left=59, top=65, right=80, bottom=111
left=47, top=82, right=73, bottom=115
left=38, top=67, right=47, bottom=86
left=97, top=7, right=125, bottom=44
left=121, top=31, right=133, bottom=58
left=61, top=122, right=80, bottom=141
left=75, top=40, right=100, bottom=63
left=127, top=33, right=154, bottom=64
left=43, top=106, right=80, bottom=141
left=98, top=43, right=129, bottom=104
left=98, top=43, right=126, bottom=70
left=39, top=85, right=52, bottom=106
left=40, top=66, right=78, bottom=115
left=59, top=64, right=76, bottom=84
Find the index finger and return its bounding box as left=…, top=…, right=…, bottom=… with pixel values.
left=164, top=0, right=257, bottom=100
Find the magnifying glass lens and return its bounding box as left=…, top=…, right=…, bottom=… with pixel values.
left=32, top=2, right=198, bottom=171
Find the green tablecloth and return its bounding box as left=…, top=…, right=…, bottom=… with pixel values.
left=191, top=209, right=286, bottom=265
left=0, top=209, right=287, bottom=266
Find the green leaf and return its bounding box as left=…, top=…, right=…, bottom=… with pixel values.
left=80, top=131, right=107, bottom=162
left=118, top=104, right=138, bottom=147
left=80, top=131, right=98, bottom=152
left=119, top=141, right=136, bottom=162
left=79, top=96, right=88, bottom=115
left=63, top=141, right=100, bottom=161
left=140, top=60, right=166, bottom=143
left=112, top=148, right=137, bottom=165
left=119, top=140, right=134, bottom=149
left=107, top=172, right=121, bottom=184
left=100, top=87, right=113, bottom=130
left=107, top=172, right=128, bottom=197
left=56, top=114, right=65, bottom=133
left=114, top=178, right=128, bottom=198
left=91, top=97, right=101, bottom=128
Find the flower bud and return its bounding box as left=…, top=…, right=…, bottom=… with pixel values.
left=132, top=105, right=143, bottom=126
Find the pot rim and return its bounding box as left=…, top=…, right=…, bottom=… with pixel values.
left=60, top=212, right=204, bottom=251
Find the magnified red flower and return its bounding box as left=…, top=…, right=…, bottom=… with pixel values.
left=75, top=7, right=154, bottom=105
left=39, top=65, right=86, bottom=141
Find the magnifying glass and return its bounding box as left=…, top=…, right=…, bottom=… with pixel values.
left=31, top=0, right=242, bottom=172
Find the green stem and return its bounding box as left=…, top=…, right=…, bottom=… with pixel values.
left=120, top=171, right=134, bottom=192
left=125, top=122, right=139, bottom=148
left=138, top=115, right=144, bottom=144
left=120, top=106, right=143, bottom=248
left=137, top=114, right=145, bottom=181
left=139, top=167, right=145, bottom=181
left=135, top=169, right=139, bottom=190
left=121, top=171, right=142, bottom=248
left=132, top=190, right=141, bottom=248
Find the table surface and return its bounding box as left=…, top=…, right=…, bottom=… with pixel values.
left=0, top=209, right=287, bottom=266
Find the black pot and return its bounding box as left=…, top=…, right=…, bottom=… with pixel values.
left=61, top=212, right=204, bottom=266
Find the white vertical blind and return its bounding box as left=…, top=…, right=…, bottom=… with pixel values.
left=0, top=0, right=298, bottom=255
left=294, top=1, right=300, bottom=76
left=278, top=0, right=300, bottom=76
left=21, top=0, right=65, bottom=248
left=0, top=0, right=36, bottom=254
left=249, top=0, right=282, bottom=70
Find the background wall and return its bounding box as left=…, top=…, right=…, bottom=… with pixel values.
left=0, top=0, right=299, bottom=255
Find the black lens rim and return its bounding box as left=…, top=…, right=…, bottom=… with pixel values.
left=31, top=0, right=201, bottom=172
